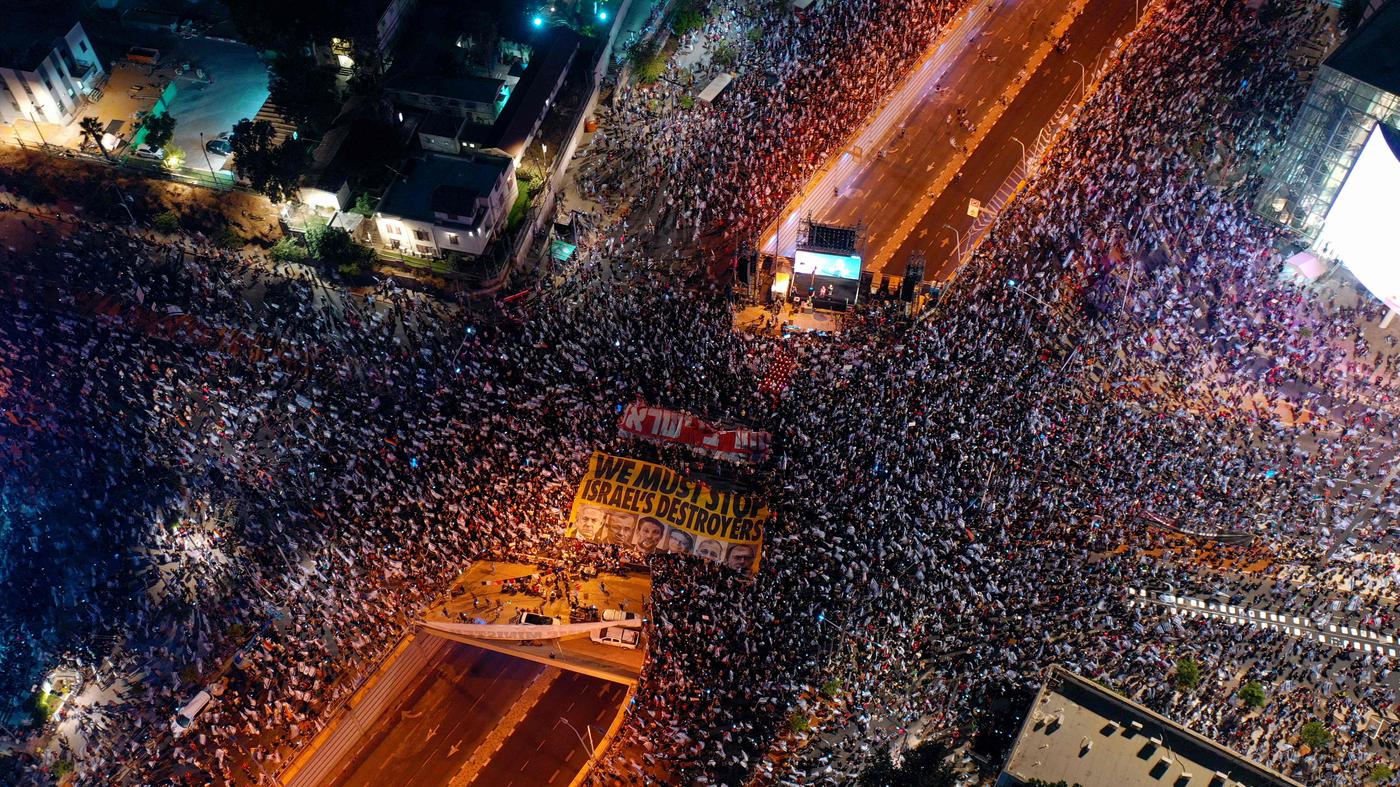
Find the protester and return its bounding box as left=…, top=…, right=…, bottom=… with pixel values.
left=1, top=0, right=1396, bottom=786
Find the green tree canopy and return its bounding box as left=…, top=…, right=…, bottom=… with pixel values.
left=229, top=119, right=310, bottom=204
left=141, top=112, right=177, bottom=151
left=1173, top=657, right=1202, bottom=691
left=1238, top=681, right=1266, bottom=709
left=857, top=741, right=959, bottom=787
left=1300, top=721, right=1331, bottom=751
left=269, top=49, right=341, bottom=135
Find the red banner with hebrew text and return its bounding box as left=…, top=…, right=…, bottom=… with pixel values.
left=618, top=403, right=771, bottom=463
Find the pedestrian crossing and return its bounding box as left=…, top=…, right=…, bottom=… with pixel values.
left=1125, top=587, right=1400, bottom=657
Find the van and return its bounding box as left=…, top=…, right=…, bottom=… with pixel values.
left=601, top=609, right=638, bottom=622
left=170, top=690, right=212, bottom=736
left=590, top=625, right=640, bottom=650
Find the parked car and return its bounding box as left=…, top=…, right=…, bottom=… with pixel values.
left=204, top=137, right=232, bottom=156
left=601, top=609, right=639, bottom=622
left=590, top=625, right=641, bottom=650
left=170, top=690, right=211, bottom=737
left=134, top=144, right=165, bottom=161
left=519, top=612, right=560, bottom=626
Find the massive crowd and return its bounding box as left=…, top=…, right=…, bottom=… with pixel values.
left=581, top=0, right=965, bottom=258
left=2, top=0, right=1399, bottom=786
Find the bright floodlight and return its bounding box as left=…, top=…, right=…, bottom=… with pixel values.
left=532, top=15, right=544, bottom=27
left=599, top=9, right=608, bottom=20
left=1317, top=123, right=1400, bottom=312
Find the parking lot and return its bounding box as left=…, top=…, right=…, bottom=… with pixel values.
left=0, top=32, right=267, bottom=182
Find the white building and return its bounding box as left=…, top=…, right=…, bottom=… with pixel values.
left=374, top=152, right=517, bottom=259
left=0, top=17, right=104, bottom=126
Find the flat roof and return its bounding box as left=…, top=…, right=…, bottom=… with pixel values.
left=377, top=152, right=511, bottom=225
left=1325, top=0, right=1400, bottom=97
left=0, top=6, right=79, bottom=72
left=1001, top=666, right=1304, bottom=787
left=489, top=28, right=580, bottom=160
left=387, top=73, right=506, bottom=105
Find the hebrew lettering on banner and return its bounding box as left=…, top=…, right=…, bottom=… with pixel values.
left=617, top=403, right=771, bottom=463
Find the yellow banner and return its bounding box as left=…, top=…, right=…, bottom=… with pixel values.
left=568, top=451, right=766, bottom=574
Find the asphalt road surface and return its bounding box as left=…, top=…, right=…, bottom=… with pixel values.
left=328, top=640, right=627, bottom=787
left=464, top=669, right=629, bottom=787
left=888, top=0, right=1140, bottom=282
left=768, top=0, right=1139, bottom=282
left=330, top=641, right=547, bottom=787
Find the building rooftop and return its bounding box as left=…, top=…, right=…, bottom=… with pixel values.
left=1000, top=666, right=1304, bottom=787
left=377, top=152, right=512, bottom=228
left=387, top=73, right=507, bottom=106
left=489, top=28, right=580, bottom=160
left=418, top=112, right=466, bottom=139
left=0, top=5, right=80, bottom=72
left=1325, top=0, right=1400, bottom=97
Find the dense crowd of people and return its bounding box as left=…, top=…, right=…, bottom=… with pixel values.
left=2, top=0, right=1399, bottom=786
left=585, top=0, right=965, bottom=257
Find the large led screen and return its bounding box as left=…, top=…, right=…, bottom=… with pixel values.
left=1317, top=124, right=1400, bottom=312
left=793, top=249, right=862, bottom=280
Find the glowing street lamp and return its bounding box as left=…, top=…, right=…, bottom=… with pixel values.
left=532, top=15, right=544, bottom=27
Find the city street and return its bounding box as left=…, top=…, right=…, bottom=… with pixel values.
left=324, top=640, right=625, bottom=787
left=762, top=0, right=1139, bottom=283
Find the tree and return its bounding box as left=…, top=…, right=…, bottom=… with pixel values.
left=305, top=223, right=373, bottom=274
left=79, top=116, right=113, bottom=161
left=269, top=236, right=308, bottom=262
left=670, top=0, right=705, bottom=36
left=899, top=740, right=959, bottom=786
left=141, top=112, right=177, bottom=151
left=857, top=741, right=959, bottom=787
left=1173, top=657, right=1201, bottom=691
left=162, top=143, right=186, bottom=171
left=1300, top=721, right=1331, bottom=751
left=857, top=748, right=898, bottom=787
left=1238, top=681, right=1266, bottom=709
left=712, top=41, right=737, bottom=68
left=152, top=210, right=181, bottom=233
left=1368, top=764, right=1394, bottom=783
left=269, top=49, right=341, bottom=135
left=351, top=192, right=377, bottom=216
left=229, top=119, right=310, bottom=204
left=788, top=712, right=811, bottom=733
left=630, top=43, right=667, bottom=84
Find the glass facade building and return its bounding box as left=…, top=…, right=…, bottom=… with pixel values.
left=1255, top=66, right=1400, bottom=240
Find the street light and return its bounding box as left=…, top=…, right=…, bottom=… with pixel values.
left=198, top=131, right=220, bottom=187
left=532, top=15, right=545, bottom=27
left=559, top=717, right=595, bottom=757
left=1071, top=59, right=1086, bottom=101
left=1006, top=278, right=1054, bottom=309
left=943, top=223, right=963, bottom=264
left=1010, top=136, right=1026, bottom=176
left=107, top=184, right=136, bottom=226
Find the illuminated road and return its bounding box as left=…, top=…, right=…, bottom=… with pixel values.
left=763, top=0, right=1140, bottom=283
left=324, top=640, right=626, bottom=787
left=889, top=0, right=1140, bottom=282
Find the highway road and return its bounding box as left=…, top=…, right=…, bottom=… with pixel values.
left=464, top=669, right=629, bottom=787
left=330, top=641, right=546, bottom=787
left=893, top=0, right=1140, bottom=282
left=327, top=641, right=626, bottom=787
left=763, top=0, right=1139, bottom=284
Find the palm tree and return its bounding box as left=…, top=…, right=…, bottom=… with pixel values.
left=79, top=116, right=113, bottom=161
